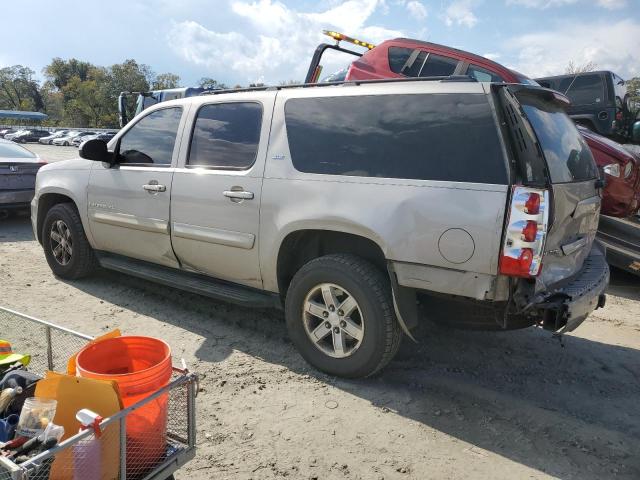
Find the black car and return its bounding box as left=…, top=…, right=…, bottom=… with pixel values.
left=535, top=71, right=639, bottom=142
left=12, top=130, right=51, bottom=143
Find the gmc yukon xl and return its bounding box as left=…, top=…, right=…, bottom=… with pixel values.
left=32, top=79, right=609, bottom=378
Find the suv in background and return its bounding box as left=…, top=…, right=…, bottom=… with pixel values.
left=536, top=71, right=638, bottom=142
left=12, top=130, right=50, bottom=143
left=32, top=79, right=608, bottom=378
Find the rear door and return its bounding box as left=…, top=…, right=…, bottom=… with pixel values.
left=509, top=88, right=601, bottom=291
left=170, top=93, right=274, bottom=289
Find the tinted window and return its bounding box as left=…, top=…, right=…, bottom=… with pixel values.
left=518, top=92, right=597, bottom=183
left=0, top=143, right=36, bottom=158
left=188, top=102, right=262, bottom=169
left=118, top=107, right=182, bottom=165
left=285, top=94, right=507, bottom=184
left=388, top=47, right=413, bottom=74
left=467, top=65, right=504, bottom=83
left=558, top=74, right=604, bottom=106
left=405, top=51, right=427, bottom=77
left=420, top=54, right=458, bottom=77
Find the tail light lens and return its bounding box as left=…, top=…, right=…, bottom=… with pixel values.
left=499, top=186, right=550, bottom=278
left=603, top=163, right=621, bottom=178
left=623, top=161, right=633, bottom=179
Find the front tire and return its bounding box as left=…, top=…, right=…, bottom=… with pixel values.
left=42, top=203, right=97, bottom=279
left=285, top=254, right=401, bottom=378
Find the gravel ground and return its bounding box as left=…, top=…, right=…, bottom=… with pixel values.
left=1, top=145, right=639, bottom=479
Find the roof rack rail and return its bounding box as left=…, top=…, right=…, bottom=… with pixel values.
left=199, top=75, right=477, bottom=97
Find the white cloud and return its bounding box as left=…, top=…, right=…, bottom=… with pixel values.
left=168, top=0, right=403, bottom=84
left=596, top=0, right=627, bottom=9
left=506, top=19, right=640, bottom=79
left=442, top=1, right=478, bottom=28
left=506, top=0, right=627, bottom=8
left=483, top=52, right=501, bottom=61
left=406, top=1, right=428, bottom=20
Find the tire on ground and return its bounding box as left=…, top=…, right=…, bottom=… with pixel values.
left=42, top=203, right=98, bottom=279
left=285, top=253, right=401, bottom=378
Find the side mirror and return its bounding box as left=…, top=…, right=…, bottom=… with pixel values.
left=632, top=120, right=640, bottom=143
left=79, top=139, right=112, bottom=164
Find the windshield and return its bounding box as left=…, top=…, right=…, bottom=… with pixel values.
left=0, top=142, right=36, bottom=158
left=518, top=91, right=598, bottom=183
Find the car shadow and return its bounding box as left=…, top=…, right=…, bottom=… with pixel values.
left=66, top=267, right=640, bottom=480
left=607, top=267, right=640, bottom=301
left=0, top=213, right=34, bottom=243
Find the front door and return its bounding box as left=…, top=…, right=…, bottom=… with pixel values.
left=170, top=96, right=273, bottom=288
left=87, top=106, right=186, bottom=267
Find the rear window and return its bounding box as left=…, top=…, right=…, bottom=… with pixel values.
left=558, top=74, right=604, bottom=106
left=285, top=93, right=507, bottom=184
left=518, top=92, right=598, bottom=183
left=0, top=143, right=36, bottom=158
left=388, top=47, right=413, bottom=74
left=419, top=54, right=458, bottom=77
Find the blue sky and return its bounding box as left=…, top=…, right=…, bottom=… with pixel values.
left=1, top=0, right=638, bottom=87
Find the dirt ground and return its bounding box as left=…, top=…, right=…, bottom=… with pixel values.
left=1, top=145, right=640, bottom=479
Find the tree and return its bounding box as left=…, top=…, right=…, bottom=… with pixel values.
left=198, top=77, right=227, bottom=90
left=565, top=60, right=598, bottom=74
left=152, top=73, right=181, bottom=90
left=0, top=65, right=43, bottom=111
left=43, top=58, right=92, bottom=90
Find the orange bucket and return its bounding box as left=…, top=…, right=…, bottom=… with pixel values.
left=76, top=336, right=172, bottom=478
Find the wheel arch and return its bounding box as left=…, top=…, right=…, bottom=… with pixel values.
left=36, top=192, right=77, bottom=244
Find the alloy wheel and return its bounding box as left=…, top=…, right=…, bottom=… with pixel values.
left=50, top=220, right=73, bottom=266
left=302, top=283, right=364, bottom=358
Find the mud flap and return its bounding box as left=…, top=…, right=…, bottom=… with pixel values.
left=387, top=263, right=418, bottom=342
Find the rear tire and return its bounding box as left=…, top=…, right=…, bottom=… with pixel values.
left=42, top=203, right=97, bottom=279
left=285, top=254, right=401, bottom=378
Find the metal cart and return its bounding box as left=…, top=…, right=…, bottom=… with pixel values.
left=0, top=306, right=197, bottom=480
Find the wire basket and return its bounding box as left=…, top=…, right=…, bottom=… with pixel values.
left=0, top=306, right=197, bottom=480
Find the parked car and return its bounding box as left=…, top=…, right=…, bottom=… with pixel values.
left=32, top=79, right=608, bottom=377
left=75, top=132, right=116, bottom=148
left=4, top=129, right=29, bottom=141
left=307, top=33, right=639, bottom=218
left=535, top=71, right=640, bottom=143
left=0, top=139, right=46, bottom=216
left=39, top=130, right=70, bottom=145
left=579, top=125, right=640, bottom=217
left=0, top=128, right=18, bottom=138
left=71, top=132, right=99, bottom=147
left=12, top=130, right=51, bottom=143
left=597, top=214, right=640, bottom=275
left=52, top=131, right=86, bottom=146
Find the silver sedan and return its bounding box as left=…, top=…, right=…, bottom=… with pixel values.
left=0, top=139, right=47, bottom=217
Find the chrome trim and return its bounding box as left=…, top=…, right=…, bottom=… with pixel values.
left=172, top=222, right=255, bottom=249
left=561, top=236, right=589, bottom=256
left=90, top=210, right=169, bottom=233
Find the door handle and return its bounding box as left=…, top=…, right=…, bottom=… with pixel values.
left=143, top=183, right=166, bottom=193
left=223, top=190, right=254, bottom=200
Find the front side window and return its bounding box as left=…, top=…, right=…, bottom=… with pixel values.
left=285, top=93, right=507, bottom=184
left=467, top=65, right=504, bottom=83
left=118, top=107, right=182, bottom=165
left=518, top=92, right=597, bottom=183
left=188, top=102, right=262, bottom=169
left=419, top=54, right=459, bottom=77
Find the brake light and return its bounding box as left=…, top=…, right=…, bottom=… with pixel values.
left=524, top=193, right=540, bottom=214
left=499, top=186, right=550, bottom=278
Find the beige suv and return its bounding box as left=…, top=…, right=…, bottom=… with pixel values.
left=32, top=79, right=609, bottom=378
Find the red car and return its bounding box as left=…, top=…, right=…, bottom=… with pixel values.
left=307, top=32, right=640, bottom=218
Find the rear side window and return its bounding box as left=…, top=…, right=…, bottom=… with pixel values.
left=419, top=54, right=458, bottom=77
left=118, top=107, right=182, bottom=165
left=388, top=47, right=413, bottom=74
left=558, top=74, right=604, bottom=106
left=518, top=92, right=597, bottom=183
left=0, top=143, right=36, bottom=158
left=188, top=102, right=262, bottom=169
left=285, top=94, right=507, bottom=184
left=467, top=65, right=504, bottom=83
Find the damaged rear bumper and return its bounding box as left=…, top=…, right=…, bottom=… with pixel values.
left=531, top=246, right=609, bottom=333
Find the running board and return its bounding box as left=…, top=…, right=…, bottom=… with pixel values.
left=97, top=254, right=280, bottom=309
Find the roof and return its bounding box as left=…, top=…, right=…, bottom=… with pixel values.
left=0, top=110, right=48, bottom=121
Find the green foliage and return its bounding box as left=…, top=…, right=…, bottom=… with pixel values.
left=0, top=65, right=43, bottom=111
left=153, top=73, right=181, bottom=90
left=198, top=77, right=227, bottom=90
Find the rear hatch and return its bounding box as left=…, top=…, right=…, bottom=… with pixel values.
left=497, top=85, right=601, bottom=292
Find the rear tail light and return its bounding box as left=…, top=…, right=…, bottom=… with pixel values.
left=603, top=163, right=621, bottom=178
left=623, top=161, right=633, bottom=179
left=499, top=186, right=550, bottom=278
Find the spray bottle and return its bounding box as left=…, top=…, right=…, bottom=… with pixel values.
left=73, top=409, right=102, bottom=480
